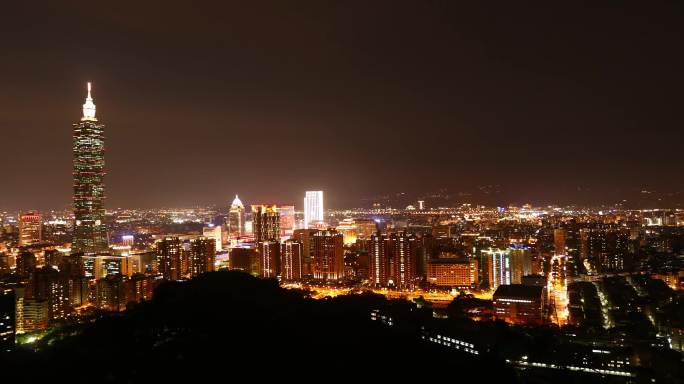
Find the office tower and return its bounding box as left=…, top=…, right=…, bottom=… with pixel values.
left=251, top=205, right=280, bottom=243
left=493, top=284, right=544, bottom=325
left=189, top=237, right=216, bottom=277
left=369, top=233, right=389, bottom=287
left=93, top=255, right=136, bottom=279
left=18, top=211, right=42, bottom=246
left=280, top=239, right=302, bottom=280
left=304, top=191, right=324, bottom=229
left=202, top=225, right=222, bottom=252
left=293, top=228, right=318, bottom=278
left=227, top=195, right=246, bottom=238
left=427, top=259, right=478, bottom=288
left=258, top=241, right=280, bottom=278
left=72, top=83, right=108, bottom=254
left=553, top=228, right=566, bottom=255
left=388, top=232, right=418, bottom=289
left=0, top=289, right=15, bottom=352
left=276, top=205, right=295, bottom=237
left=156, top=237, right=183, bottom=281
left=482, top=248, right=511, bottom=291
left=509, top=245, right=532, bottom=284
left=16, top=250, right=36, bottom=277
left=312, top=229, right=344, bottom=281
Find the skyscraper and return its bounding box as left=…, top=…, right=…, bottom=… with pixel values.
left=18, top=211, right=42, bottom=246
left=72, top=83, right=108, bottom=255
left=251, top=205, right=280, bottom=243
left=228, top=195, right=246, bottom=238
left=304, top=191, right=324, bottom=229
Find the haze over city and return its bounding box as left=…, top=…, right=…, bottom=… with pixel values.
left=2, top=2, right=684, bottom=210
left=1, top=2, right=684, bottom=383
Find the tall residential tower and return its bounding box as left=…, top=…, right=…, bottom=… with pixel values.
left=72, top=83, right=108, bottom=254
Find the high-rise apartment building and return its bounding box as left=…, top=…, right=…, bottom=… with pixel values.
left=72, top=83, right=108, bottom=254
left=189, top=237, right=216, bottom=277
left=280, top=239, right=302, bottom=281
left=156, top=237, right=184, bottom=281
left=312, top=229, right=344, bottom=281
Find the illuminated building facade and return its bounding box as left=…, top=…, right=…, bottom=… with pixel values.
left=156, top=237, right=183, bottom=281
left=228, top=195, right=246, bottom=238
left=312, top=229, right=344, bottom=281
left=388, top=232, right=418, bottom=289
left=72, top=83, right=108, bottom=254
left=293, top=228, right=317, bottom=278
left=189, top=237, right=216, bottom=277
left=369, top=233, right=389, bottom=287
left=18, top=211, right=42, bottom=246
left=276, top=205, right=295, bottom=237
left=251, top=205, right=280, bottom=243
left=280, top=239, right=302, bottom=280
left=15, top=287, right=48, bottom=333
left=483, top=248, right=511, bottom=291
left=427, top=259, right=478, bottom=288
left=202, top=225, right=222, bottom=252
left=493, top=284, right=544, bottom=325
left=258, top=241, right=279, bottom=278
left=509, top=245, right=532, bottom=284
left=304, top=191, right=324, bottom=229
left=554, top=228, right=566, bottom=255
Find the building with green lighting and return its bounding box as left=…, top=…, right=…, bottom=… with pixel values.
left=72, top=83, right=108, bottom=255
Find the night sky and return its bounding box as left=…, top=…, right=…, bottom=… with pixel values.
left=1, top=2, right=683, bottom=210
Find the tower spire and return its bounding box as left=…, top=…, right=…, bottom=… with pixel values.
left=82, top=82, right=97, bottom=121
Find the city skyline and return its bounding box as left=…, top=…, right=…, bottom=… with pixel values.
left=1, top=2, right=684, bottom=211
left=2, top=3, right=684, bottom=383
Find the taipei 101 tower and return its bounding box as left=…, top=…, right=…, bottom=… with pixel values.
left=72, top=83, right=108, bottom=254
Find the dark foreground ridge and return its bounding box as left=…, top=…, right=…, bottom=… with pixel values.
left=2, top=271, right=515, bottom=383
